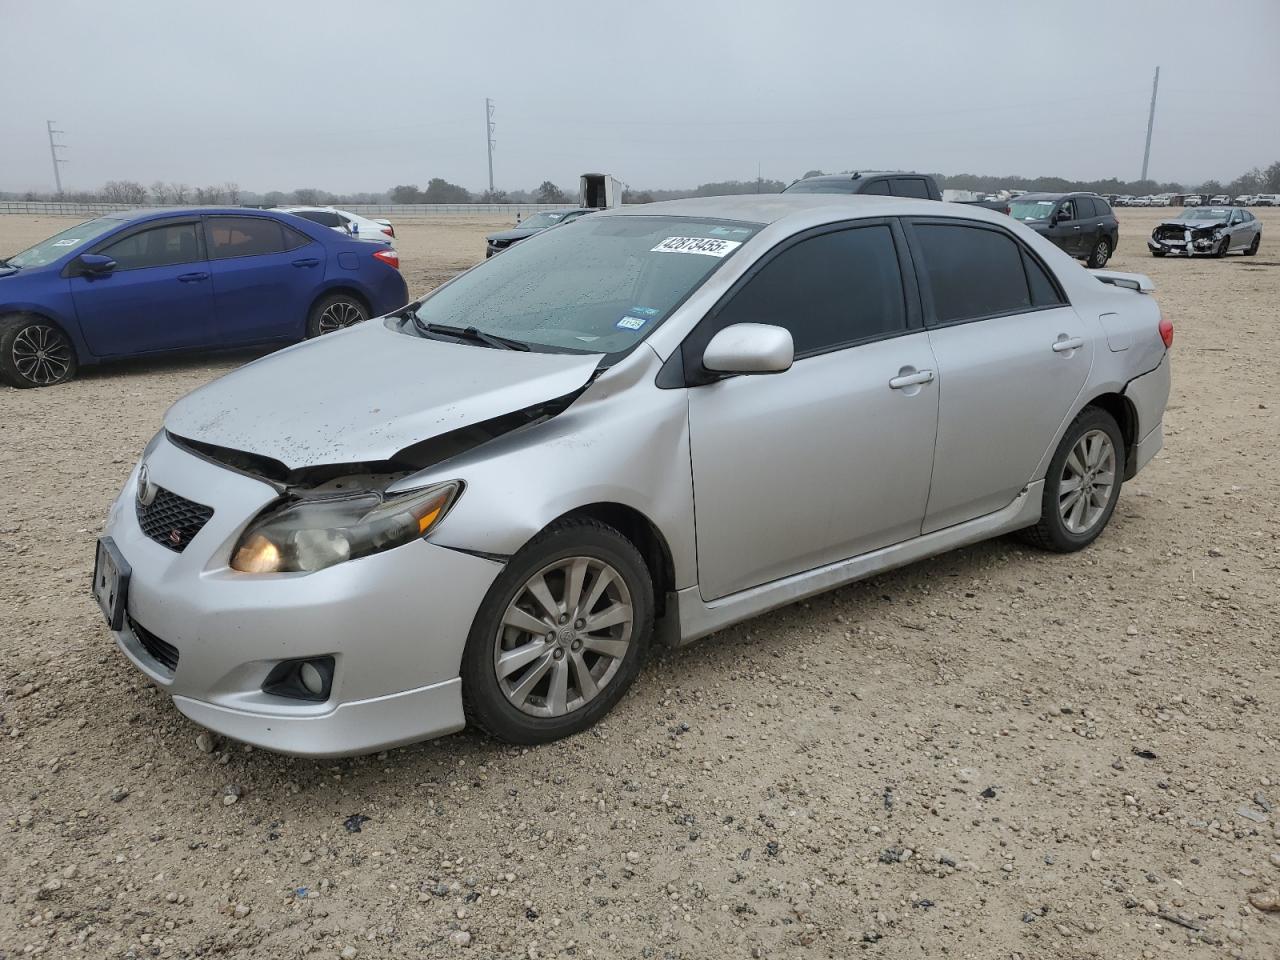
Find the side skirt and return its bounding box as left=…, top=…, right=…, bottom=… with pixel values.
left=669, top=481, right=1044, bottom=646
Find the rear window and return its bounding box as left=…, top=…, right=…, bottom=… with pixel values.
left=892, top=178, right=932, bottom=199
left=914, top=223, right=1038, bottom=324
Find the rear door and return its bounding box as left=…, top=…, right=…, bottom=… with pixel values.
left=685, top=220, right=939, bottom=600
left=905, top=218, right=1093, bottom=532
left=205, top=215, right=322, bottom=343
left=70, top=217, right=216, bottom=356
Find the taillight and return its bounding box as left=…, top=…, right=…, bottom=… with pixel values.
left=1158, top=317, right=1174, bottom=348
left=373, top=248, right=400, bottom=270
left=381, top=226, right=395, bottom=238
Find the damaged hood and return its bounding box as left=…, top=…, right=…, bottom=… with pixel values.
left=164, top=320, right=603, bottom=469
left=1161, top=218, right=1226, bottom=230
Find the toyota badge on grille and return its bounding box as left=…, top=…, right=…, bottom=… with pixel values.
left=137, top=463, right=158, bottom=507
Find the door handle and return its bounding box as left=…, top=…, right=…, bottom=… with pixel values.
left=1052, top=336, right=1084, bottom=353
left=292, top=257, right=320, bottom=268
left=176, top=271, right=209, bottom=282
left=1073, top=225, right=1082, bottom=230
left=888, top=369, right=935, bottom=389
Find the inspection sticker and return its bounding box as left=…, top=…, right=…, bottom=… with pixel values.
left=52, top=239, right=81, bottom=247
left=616, top=315, right=648, bottom=331
left=650, top=236, right=742, bottom=257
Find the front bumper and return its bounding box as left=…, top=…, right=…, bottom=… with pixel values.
left=1147, top=235, right=1220, bottom=256
left=103, top=433, right=503, bottom=756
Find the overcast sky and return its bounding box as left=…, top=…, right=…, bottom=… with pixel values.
left=3, top=0, right=1278, bottom=194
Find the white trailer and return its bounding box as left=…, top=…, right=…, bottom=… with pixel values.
left=580, top=173, right=622, bottom=209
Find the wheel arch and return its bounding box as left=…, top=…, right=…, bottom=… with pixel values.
left=0, top=307, right=89, bottom=363
left=1082, top=391, right=1139, bottom=480
left=305, top=285, right=372, bottom=336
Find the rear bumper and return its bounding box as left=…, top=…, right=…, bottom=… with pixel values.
left=1124, top=354, right=1170, bottom=477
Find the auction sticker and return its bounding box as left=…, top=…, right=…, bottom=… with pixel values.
left=52, top=239, right=81, bottom=247
left=650, top=236, right=742, bottom=257
left=616, top=315, right=648, bottom=331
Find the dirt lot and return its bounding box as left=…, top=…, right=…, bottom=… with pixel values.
left=1, top=208, right=1278, bottom=960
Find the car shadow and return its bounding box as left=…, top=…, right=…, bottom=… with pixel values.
left=75, top=345, right=282, bottom=383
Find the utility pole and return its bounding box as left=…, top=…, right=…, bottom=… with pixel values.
left=1140, top=66, right=1160, bottom=183
left=46, top=120, right=67, bottom=195
left=484, top=98, right=496, bottom=193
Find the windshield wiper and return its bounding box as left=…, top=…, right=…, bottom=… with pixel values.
left=412, top=315, right=529, bottom=351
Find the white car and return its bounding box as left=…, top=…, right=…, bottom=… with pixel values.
left=1210, top=195, right=1231, bottom=205
left=1255, top=195, right=1279, bottom=207
left=1183, top=195, right=1202, bottom=207
left=276, top=207, right=395, bottom=245
left=1233, top=195, right=1253, bottom=206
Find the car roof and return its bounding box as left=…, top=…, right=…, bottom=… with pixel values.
left=600, top=193, right=995, bottom=226
left=1015, top=192, right=1099, bottom=202
left=108, top=207, right=287, bottom=222
left=794, top=172, right=921, bottom=183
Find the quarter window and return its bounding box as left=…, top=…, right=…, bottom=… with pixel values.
left=892, top=178, right=932, bottom=199
left=207, top=217, right=293, bottom=259
left=914, top=223, right=1038, bottom=323
left=713, top=225, right=907, bottom=355
left=99, top=222, right=201, bottom=271
left=861, top=180, right=892, bottom=196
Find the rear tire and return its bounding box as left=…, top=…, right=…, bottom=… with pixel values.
left=1245, top=233, right=1260, bottom=256
left=1019, top=407, right=1125, bottom=553
left=0, top=314, right=78, bottom=388
left=305, top=293, right=368, bottom=338
left=460, top=518, right=654, bottom=744
left=1087, top=237, right=1111, bottom=269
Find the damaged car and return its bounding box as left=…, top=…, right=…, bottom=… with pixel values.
left=95, top=195, right=1172, bottom=756
left=1148, top=206, right=1262, bottom=257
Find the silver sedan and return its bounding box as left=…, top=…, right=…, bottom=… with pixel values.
left=95, top=195, right=1172, bottom=755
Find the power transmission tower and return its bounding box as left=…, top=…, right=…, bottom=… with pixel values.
left=484, top=98, right=496, bottom=193
left=1140, top=67, right=1160, bottom=182
left=47, top=120, right=68, bottom=195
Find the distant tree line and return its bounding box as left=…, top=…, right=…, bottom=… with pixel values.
left=6, top=161, right=1279, bottom=206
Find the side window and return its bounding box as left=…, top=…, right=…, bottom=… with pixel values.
left=712, top=225, right=906, bottom=356
left=1230, top=209, right=1243, bottom=224
left=207, top=217, right=288, bottom=260
left=892, top=178, right=932, bottom=200
left=99, top=222, right=201, bottom=271
left=861, top=180, right=892, bottom=196
left=1095, top=198, right=1114, bottom=217
left=1059, top=199, right=1078, bottom=220
left=1078, top=197, right=1097, bottom=218
left=1022, top=250, right=1064, bottom=307
left=282, top=225, right=312, bottom=251
left=914, top=222, right=1034, bottom=324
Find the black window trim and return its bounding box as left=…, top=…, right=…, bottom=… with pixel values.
left=901, top=216, right=1070, bottom=330
left=67, top=216, right=207, bottom=276
left=674, top=217, right=923, bottom=387
left=202, top=213, right=311, bottom=261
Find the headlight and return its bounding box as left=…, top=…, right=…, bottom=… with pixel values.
left=231, top=481, right=461, bottom=574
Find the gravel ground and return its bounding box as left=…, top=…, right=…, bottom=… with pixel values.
left=1, top=209, right=1278, bottom=960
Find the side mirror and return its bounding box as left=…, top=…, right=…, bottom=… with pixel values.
left=77, top=253, right=116, bottom=276
left=702, top=323, right=794, bottom=376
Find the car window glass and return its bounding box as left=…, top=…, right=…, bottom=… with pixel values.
left=99, top=222, right=201, bottom=271
left=1022, top=250, right=1064, bottom=308
left=915, top=223, right=1034, bottom=324
left=892, top=178, right=932, bottom=199
left=861, top=180, right=892, bottom=196
left=207, top=217, right=288, bottom=259
left=1080, top=198, right=1098, bottom=217
left=714, top=225, right=906, bottom=355
left=282, top=225, right=312, bottom=251
left=1095, top=198, right=1113, bottom=217
left=1059, top=199, right=1077, bottom=220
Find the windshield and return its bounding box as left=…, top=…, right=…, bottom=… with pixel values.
left=1181, top=208, right=1230, bottom=221
left=784, top=179, right=859, bottom=194
left=7, top=217, right=121, bottom=268
left=408, top=215, right=760, bottom=354
left=1009, top=200, right=1057, bottom=222
left=518, top=211, right=575, bottom=229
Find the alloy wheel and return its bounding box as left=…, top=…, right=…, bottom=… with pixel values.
left=1058, top=429, right=1116, bottom=535
left=316, top=300, right=366, bottom=334
left=12, top=324, right=72, bottom=385
left=494, top=556, right=633, bottom=718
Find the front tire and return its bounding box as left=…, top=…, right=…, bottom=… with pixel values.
left=1245, top=233, right=1260, bottom=256
left=1087, top=237, right=1111, bottom=268
left=461, top=518, right=654, bottom=744
left=1019, top=407, right=1125, bottom=553
left=1214, top=236, right=1230, bottom=258
left=0, top=315, right=78, bottom=388
left=306, top=293, right=368, bottom=338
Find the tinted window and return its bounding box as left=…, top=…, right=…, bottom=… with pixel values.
left=714, top=225, right=906, bottom=355
left=1022, top=250, right=1064, bottom=307
left=207, top=217, right=288, bottom=259
left=861, top=180, right=892, bottom=196
left=282, top=225, right=312, bottom=251
left=294, top=210, right=341, bottom=228
left=1094, top=197, right=1113, bottom=217
left=914, top=223, right=1034, bottom=323
left=892, top=178, right=932, bottom=199
left=100, top=222, right=201, bottom=271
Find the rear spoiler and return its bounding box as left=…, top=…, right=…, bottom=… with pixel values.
left=1093, top=270, right=1155, bottom=293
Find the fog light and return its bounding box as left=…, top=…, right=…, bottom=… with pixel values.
left=263, top=656, right=334, bottom=702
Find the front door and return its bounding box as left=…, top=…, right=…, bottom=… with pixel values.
left=904, top=219, right=1094, bottom=533
left=1046, top=198, right=1084, bottom=256
left=71, top=218, right=215, bottom=356
left=684, top=221, right=939, bottom=601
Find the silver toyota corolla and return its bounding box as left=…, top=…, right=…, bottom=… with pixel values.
left=94, top=195, right=1172, bottom=756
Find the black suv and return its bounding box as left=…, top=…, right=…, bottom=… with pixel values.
left=783, top=171, right=942, bottom=200
left=1008, top=193, right=1119, bottom=268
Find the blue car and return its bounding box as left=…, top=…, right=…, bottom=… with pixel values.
left=0, top=208, right=409, bottom=387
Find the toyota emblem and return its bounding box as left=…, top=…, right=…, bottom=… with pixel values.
left=136, top=463, right=158, bottom=506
